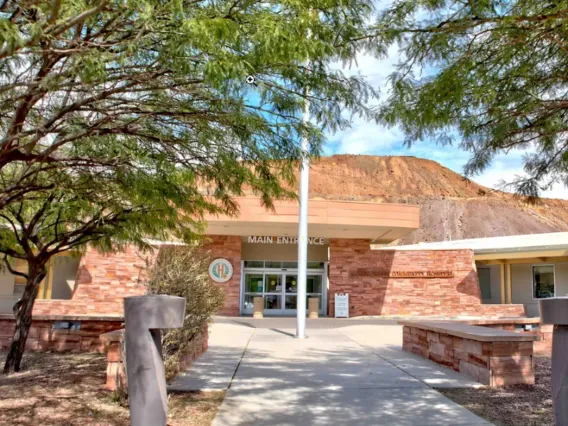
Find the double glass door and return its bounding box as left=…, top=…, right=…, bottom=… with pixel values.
left=243, top=269, right=324, bottom=315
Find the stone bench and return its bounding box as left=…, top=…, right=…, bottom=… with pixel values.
left=400, top=320, right=539, bottom=386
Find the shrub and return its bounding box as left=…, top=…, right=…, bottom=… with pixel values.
left=146, top=244, right=224, bottom=381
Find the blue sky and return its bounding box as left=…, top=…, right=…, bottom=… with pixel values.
left=322, top=42, right=568, bottom=200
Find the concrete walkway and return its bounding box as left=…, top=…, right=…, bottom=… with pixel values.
left=171, top=318, right=491, bottom=426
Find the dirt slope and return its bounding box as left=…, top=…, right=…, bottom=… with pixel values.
left=301, top=155, right=568, bottom=244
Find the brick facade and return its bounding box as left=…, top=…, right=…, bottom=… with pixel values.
left=32, top=246, right=148, bottom=316
left=329, top=239, right=525, bottom=317
left=31, top=237, right=242, bottom=317
left=24, top=237, right=526, bottom=320
left=203, top=235, right=242, bottom=316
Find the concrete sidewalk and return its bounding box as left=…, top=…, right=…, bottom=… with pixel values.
left=168, top=322, right=255, bottom=392
left=173, top=320, right=491, bottom=425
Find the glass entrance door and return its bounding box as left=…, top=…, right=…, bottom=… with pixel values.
left=283, top=274, right=323, bottom=312
left=242, top=262, right=325, bottom=315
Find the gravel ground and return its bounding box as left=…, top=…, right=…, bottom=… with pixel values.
left=0, top=351, right=224, bottom=426
left=438, top=357, right=553, bottom=426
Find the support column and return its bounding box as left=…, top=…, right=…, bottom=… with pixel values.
left=500, top=263, right=506, bottom=304
left=506, top=263, right=512, bottom=304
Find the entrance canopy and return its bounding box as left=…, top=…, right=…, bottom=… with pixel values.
left=203, top=197, right=419, bottom=244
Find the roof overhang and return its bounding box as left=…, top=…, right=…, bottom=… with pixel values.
left=376, top=232, right=568, bottom=262
left=203, top=197, right=420, bottom=244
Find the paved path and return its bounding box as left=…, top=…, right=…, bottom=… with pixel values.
left=171, top=318, right=491, bottom=426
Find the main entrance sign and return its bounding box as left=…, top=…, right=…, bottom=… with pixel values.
left=209, top=258, right=233, bottom=283
left=247, top=236, right=325, bottom=245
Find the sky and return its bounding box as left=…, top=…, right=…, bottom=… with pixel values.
left=323, top=46, right=568, bottom=200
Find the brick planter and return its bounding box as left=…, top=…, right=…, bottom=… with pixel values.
left=0, top=314, right=124, bottom=352
left=467, top=318, right=553, bottom=356
left=100, top=326, right=209, bottom=391
left=401, top=321, right=539, bottom=386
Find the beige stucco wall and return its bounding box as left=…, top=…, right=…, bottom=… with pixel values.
left=477, top=261, right=568, bottom=317
left=0, top=268, right=14, bottom=296
left=0, top=268, right=17, bottom=314
left=477, top=264, right=502, bottom=304
left=241, top=242, right=329, bottom=262
left=51, top=256, right=80, bottom=300
left=510, top=262, right=568, bottom=317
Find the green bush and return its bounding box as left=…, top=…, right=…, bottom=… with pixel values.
left=146, top=244, right=224, bottom=381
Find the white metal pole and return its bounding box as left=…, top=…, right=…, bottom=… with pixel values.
left=296, top=94, right=310, bottom=339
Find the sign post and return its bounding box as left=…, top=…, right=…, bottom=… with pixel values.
left=124, top=295, right=186, bottom=426
left=539, top=297, right=568, bottom=425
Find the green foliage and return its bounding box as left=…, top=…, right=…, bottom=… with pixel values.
left=145, top=245, right=224, bottom=381
left=376, top=0, right=568, bottom=196
left=0, top=0, right=380, bottom=373
left=0, top=0, right=381, bottom=262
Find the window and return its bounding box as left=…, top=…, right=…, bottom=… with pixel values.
left=533, top=265, right=555, bottom=299
left=478, top=268, right=491, bottom=300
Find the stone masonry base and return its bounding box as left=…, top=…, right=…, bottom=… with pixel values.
left=403, top=325, right=535, bottom=386
left=0, top=315, right=124, bottom=353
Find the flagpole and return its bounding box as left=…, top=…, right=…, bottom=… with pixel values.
left=296, top=81, right=310, bottom=339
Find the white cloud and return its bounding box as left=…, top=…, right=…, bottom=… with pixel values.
left=328, top=120, right=403, bottom=155
left=325, top=19, right=568, bottom=200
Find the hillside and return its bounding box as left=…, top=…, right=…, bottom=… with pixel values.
left=301, top=155, right=568, bottom=244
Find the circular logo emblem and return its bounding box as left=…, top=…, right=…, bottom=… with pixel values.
left=209, top=258, right=233, bottom=283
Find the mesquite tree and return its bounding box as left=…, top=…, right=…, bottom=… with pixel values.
left=376, top=0, right=568, bottom=196
left=0, top=0, right=380, bottom=372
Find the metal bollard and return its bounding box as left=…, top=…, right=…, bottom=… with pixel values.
left=539, top=297, right=568, bottom=426
left=124, top=295, right=186, bottom=426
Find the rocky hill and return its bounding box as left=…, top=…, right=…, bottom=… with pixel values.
left=301, top=155, right=568, bottom=245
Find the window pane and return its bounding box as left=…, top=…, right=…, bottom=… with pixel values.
left=306, top=275, right=322, bottom=294
left=307, top=261, right=324, bottom=269
left=265, top=261, right=282, bottom=269
left=245, top=274, right=264, bottom=293
left=244, top=261, right=263, bottom=268
left=285, top=275, right=298, bottom=293
left=265, top=295, right=281, bottom=310
left=533, top=265, right=554, bottom=299
left=265, top=274, right=282, bottom=293
left=285, top=295, right=297, bottom=310
left=478, top=269, right=491, bottom=300
left=282, top=261, right=298, bottom=269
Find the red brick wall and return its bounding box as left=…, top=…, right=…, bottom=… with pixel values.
left=0, top=317, right=123, bottom=352
left=32, top=246, right=149, bottom=316
left=203, top=236, right=242, bottom=316
left=31, top=238, right=242, bottom=318
left=329, top=239, right=524, bottom=317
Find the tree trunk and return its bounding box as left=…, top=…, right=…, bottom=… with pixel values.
left=2, top=263, right=46, bottom=374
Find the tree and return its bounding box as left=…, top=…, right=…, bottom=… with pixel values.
left=0, top=0, right=380, bottom=372
left=375, top=0, right=568, bottom=197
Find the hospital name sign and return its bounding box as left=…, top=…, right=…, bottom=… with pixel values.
left=247, top=236, right=325, bottom=245
left=351, top=269, right=454, bottom=278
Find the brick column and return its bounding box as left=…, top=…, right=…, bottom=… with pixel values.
left=203, top=236, right=242, bottom=316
